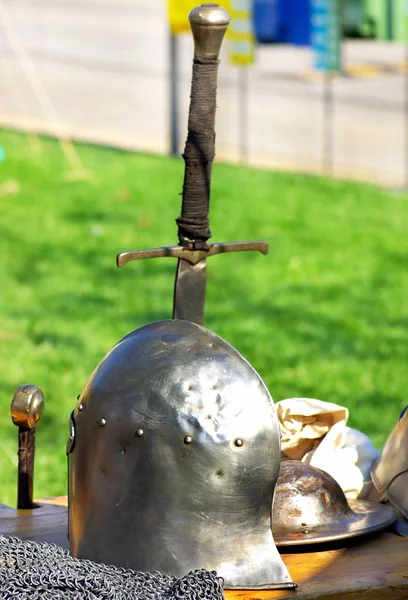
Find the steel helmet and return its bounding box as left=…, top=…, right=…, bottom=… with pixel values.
left=273, top=460, right=396, bottom=545
left=67, top=319, right=294, bottom=589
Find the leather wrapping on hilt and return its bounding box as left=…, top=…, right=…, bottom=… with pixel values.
left=177, top=57, right=219, bottom=249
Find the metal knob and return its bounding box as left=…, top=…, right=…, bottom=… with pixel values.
left=189, top=4, right=230, bottom=59
left=11, top=384, right=44, bottom=509
left=11, top=384, right=44, bottom=430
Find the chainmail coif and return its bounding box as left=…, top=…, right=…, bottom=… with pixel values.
left=0, top=535, right=225, bottom=600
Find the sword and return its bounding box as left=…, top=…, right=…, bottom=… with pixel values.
left=117, top=4, right=268, bottom=325
left=11, top=384, right=44, bottom=509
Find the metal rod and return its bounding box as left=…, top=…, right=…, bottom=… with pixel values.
left=11, top=384, right=44, bottom=510
left=169, top=31, right=180, bottom=157
left=17, top=428, right=36, bottom=509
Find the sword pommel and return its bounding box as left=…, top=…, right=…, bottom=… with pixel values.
left=189, top=4, right=230, bottom=59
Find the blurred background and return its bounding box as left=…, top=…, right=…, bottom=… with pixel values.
left=1, top=0, right=408, bottom=506
left=0, top=0, right=407, bottom=187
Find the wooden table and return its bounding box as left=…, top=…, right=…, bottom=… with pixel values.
left=1, top=497, right=408, bottom=600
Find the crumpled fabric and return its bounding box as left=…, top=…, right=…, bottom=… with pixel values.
left=276, top=397, right=379, bottom=499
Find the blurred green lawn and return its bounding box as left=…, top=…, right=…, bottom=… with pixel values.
left=0, top=130, right=407, bottom=506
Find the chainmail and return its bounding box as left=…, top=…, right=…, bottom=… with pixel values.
left=0, top=535, right=224, bottom=600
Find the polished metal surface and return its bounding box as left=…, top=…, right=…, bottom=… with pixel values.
left=11, top=384, right=44, bottom=430
left=189, top=4, right=230, bottom=59
left=117, top=242, right=268, bottom=267
left=68, top=319, right=294, bottom=589
left=173, top=260, right=206, bottom=324
left=370, top=406, right=408, bottom=521
left=66, top=411, right=75, bottom=454
left=189, top=3, right=230, bottom=26
left=273, top=461, right=396, bottom=546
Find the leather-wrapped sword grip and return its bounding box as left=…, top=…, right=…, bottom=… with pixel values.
left=176, top=4, right=230, bottom=249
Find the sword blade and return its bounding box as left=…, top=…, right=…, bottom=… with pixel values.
left=173, top=259, right=206, bottom=325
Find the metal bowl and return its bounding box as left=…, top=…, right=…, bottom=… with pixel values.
left=273, top=460, right=396, bottom=545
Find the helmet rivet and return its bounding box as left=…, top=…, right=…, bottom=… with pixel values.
left=78, top=404, right=84, bottom=412
left=99, top=418, right=106, bottom=427
left=136, top=428, right=144, bottom=438
left=234, top=438, right=243, bottom=447
left=184, top=435, right=193, bottom=445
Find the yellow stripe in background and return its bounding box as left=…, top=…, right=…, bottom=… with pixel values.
left=168, top=0, right=197, bottom=35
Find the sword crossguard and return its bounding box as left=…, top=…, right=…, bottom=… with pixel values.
left=117, top=241, right=268, bottom=268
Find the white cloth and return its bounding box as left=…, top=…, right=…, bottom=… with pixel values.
left=276, top=398, right=379, bottom=499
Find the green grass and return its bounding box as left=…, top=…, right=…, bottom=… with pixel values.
left=0, top=129, right=407, bottom=506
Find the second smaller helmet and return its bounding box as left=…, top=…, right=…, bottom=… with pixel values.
left=273, top=460, right=396, bottom=545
